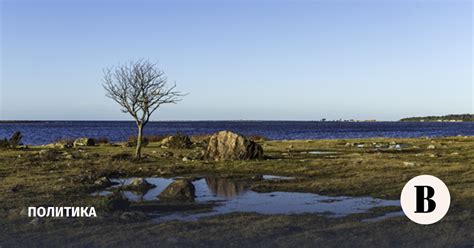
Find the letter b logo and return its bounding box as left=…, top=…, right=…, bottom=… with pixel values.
left=414, top=186, right=436, bottom=213
left=400, top=175, right=450, bottom=225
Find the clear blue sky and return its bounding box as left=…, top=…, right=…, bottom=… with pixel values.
left=1, top=0, right=472, bottom=121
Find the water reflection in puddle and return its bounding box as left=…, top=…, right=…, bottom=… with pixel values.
left=261, top=175, right=294, bottom=180
left=92, top=176, right=400, bottom=222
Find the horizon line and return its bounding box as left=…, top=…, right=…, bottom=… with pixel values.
left=0, top=119, right=392, bottom=122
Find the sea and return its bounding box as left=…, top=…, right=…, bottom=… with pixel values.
left=1, top=121, right=473, bottom=145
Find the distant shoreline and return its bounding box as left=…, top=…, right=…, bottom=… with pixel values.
left=400, top=114, right=473, bottom=122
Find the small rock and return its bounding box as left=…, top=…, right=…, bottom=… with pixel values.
left=403, top=161, right=416, bottom=167
left=427, top=145, right=436, bottom=149
left=128, top=178, right=155, bottom=191
left=182, top=157, right=189, bottom=162
left=94, top=176, right=113, bottom=187
left=120, top=211, right=147, bottom=221
left=73, top=138, right=95, bottom=147
left=159, top=179, right=195, bottom=202
left=251, top=175, right=263, bottom=180
left=161, top=151, right=174, bottom=158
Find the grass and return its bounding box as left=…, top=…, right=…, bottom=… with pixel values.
left=0, top=136, right=473, bottom=247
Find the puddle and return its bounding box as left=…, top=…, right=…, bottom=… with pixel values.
left=92, top=176, right=400, bottom=222
left=261, top=175, right=294, bottom=180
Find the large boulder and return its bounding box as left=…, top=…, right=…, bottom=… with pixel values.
left=204, top=131, right=263, bottom=161
left=73, top=138, right=95, bottom=147
left=159, top=179, right=195, bottom=202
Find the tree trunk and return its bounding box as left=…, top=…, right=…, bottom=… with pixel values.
left=135, top=124, right=144, bottom=159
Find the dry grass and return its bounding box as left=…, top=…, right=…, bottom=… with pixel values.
left=0, top=136, right=472, bottom=247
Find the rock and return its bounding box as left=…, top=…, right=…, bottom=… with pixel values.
left=203, top=131, right=263, bottom=161
left=49, top=141, right=73, bottom=149
left=403, top=161, right=416, bottom=167
left=251, top=175, right=263, bottom=180
left=130, top=178, right=151, bottom=187
left=161, top=151, right=174, bottom=158
left=182, top=157, right=190, bottom=162
left=94, top=176, right=113, bottom=187
left=187, top=150, right=204, bottom=160
left=120, top=211, right=147, bottom=221
left=450, top=152, right=459, bottom=156
left=427, top=144, right=436, bottom=149
left=159, top=179, right=195, bottom=202
left=161, top=134, right=192, bottom=149
left=73, top=138, right=95, bottom=147
left=127, top=178, right=155, bottom=191
left=160, top=136, right=172, bottom=147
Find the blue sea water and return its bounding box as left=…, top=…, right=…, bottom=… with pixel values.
left=0, top=121, right=473, bottom=145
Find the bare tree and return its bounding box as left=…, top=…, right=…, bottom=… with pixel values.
left=103, top=59, right=184, bottom=158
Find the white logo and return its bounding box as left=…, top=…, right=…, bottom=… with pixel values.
left=400, top=175, right=450, bottom=225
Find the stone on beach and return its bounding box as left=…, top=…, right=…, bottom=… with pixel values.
left=204, top=130, right=263, bottom=161
left=73, top=138, right=95, bottom=147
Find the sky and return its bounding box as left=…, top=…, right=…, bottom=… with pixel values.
left=0, top=0, right=472, bottom=121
